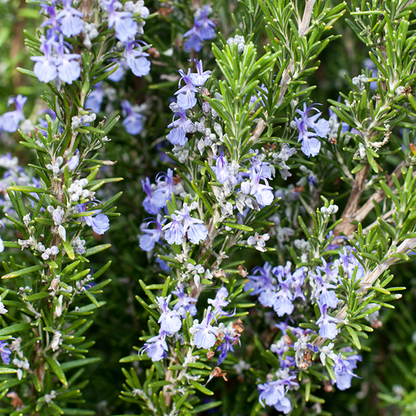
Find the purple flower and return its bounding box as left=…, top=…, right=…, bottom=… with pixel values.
left=0, top=341, right=11, bottom=364
left=189, top=59, right=211, bottom=86
left=293, top=103, right=330, bottom=157
left=333, top=352, right=361, bottom=390
left=194, top=5, right=216, bottom=40
left=258, top=377, right=297, bottom=414
left=178, top=204, right=208, bottom=244
left=184, top=26, right=203, bottom=52
left=77, top=203, right=110, bottom=235
left=142, top=178, right=160, bottom=215
left=142, top=177, right=159, bottom=215
left=153, top=169, right=174, bottom=208
left=193, top=307, right=218, bottom=349
left=162, top=214, right=184, bottom=245
left=339, top=247, right=364, bottom=281
left=107, top=60, right=127, bottom=82
left=101, top=0, right=138, bottom=42
left=245, top=262, right=278, bottom=308
left=56, top=0, right=84, bottom=37
left=175, top=69, right=198, bottom=109
left=157, top=295, right=182, bottom=335
left=67, top=149, right=79, bottom=171
left=56, top=41, right=81, bottom=84
left=208, top=287, right=230, bottom=317
left=1, top=95, right=27, bottom=133
left=172, top=285, right=198, bottom=317
left=139, top=214, right=165, bottom=252
left=140, top=330, right=168, bottom=362
left=316, top=301, right=339, bottom=339
left=40, top=3, right=60, bottom=31
left=311, top=270, right=338, bottom=309
left=124, top=42, right=151, bottom=77
left=85, top=82, right=104, bottom=113
left=217, top=325, right=236, bottom=365
left=212, top=147, right=229, bottom=184
left=121, top=100, right=143, bottom=135
left=31, top=36, right=58, bottom=83
left=167, top=109, right=195, bottom=146
left=241, top=162, right=274, bottom=206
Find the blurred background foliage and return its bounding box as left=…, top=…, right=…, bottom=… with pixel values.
left=1, top=0, right=416, bottom=414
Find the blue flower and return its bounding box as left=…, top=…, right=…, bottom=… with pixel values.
left=217, top=324, right=236, bottom=365
left=241, top=161, right=274, bottom=206
left=121, top=100, right=143, bottom=135
left=31, top=36, right=58, bottom=83
left=107, top=59, right=127, bottom=82
left=162, top=213, right=185, bottom=245
left=0, top=341, right=11, bottom=364
left=293, top=103, right=330, bottom=157
left=142, top=177, right=159, bottom=215
left=178, top=204, right=208, bottom=244
left=193, top=307, right=218, bottom=349
left=77, top=203, right=110, bottom=235
left=157, top=295, right=182, bottom=335
left=212, top=147, right=229, bottom=184
left=194, top=5, right=216, bottom=40
left=56, top=41, right=81, bottom=84
left=139, top=214, right=165, bottom=252
left=140, top=330, right=168, bottom=362
left=0, top=236, right=4, bottom=253
left=1, top=95, right=27, bottom=133
left=67, top=149, right=80, bottom=172
left=56, top=0, right=84, bottom=37
left=167, top=109, right=195, bottom=146
left=175, top=69, right=198, bottom=109
left=101, top=0, right=138, bottom=42
left=85, top=82, right=104, bottom=114
left=184, top=26, right=203, bottom=52
left=153, top=169, right=174, bottom=208
left=316, top=301, right=339, bottom=339
left=124, top=41, right=151, bottom=77
left=258, top=376, right=297, bottom=414
left=333, top=351, right=361, bottom=390
left=208, top=287, right=231, bottom=317
left=189, top=59, right=211, bottom=86
left=172, top=285, right=198, bottom=317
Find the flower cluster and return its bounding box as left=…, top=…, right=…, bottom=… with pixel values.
left=291, top=103, right=330, bottom=157
left=167, top=60, right=211, bottom=146
left=184, top=5, right=216, bottom=52
left=102, top=0, right=151, bottom=80
left=141, top=287, right=241, bottom=365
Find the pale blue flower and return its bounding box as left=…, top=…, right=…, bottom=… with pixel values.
left=56, top=0, right=84, bottom=37
left=139, top=214, right=165, bottom=252
left=85, top=82, right=104, bottom=113
left=193, top=307, right=218, bottom=349
left=140, top=330, right=168, bottom=362
left=189, top=59, right=211, bottom=86
left=175, top=69, right=198, bottom=109
left=1, top=95, right=27, bottom=133
left=77, top=203, right=110, bottom=235
left=124, top=42, right=151, bottom=77
left=316, top=301, right=339, bottom=339
left=333, top=351, right=361, bottom=390
left=157, top=295, right=182, bottom=335
left=172, top=285, right=198, bottom=317
left=101, top=0, right=138, bottom=42
left=153, top=169, right=174, bottom=208
left=0, top=341, right=11, bottom=365
left=162, top=214, right=184, bottom=245
left=121, top=100, right=143, bottom=135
